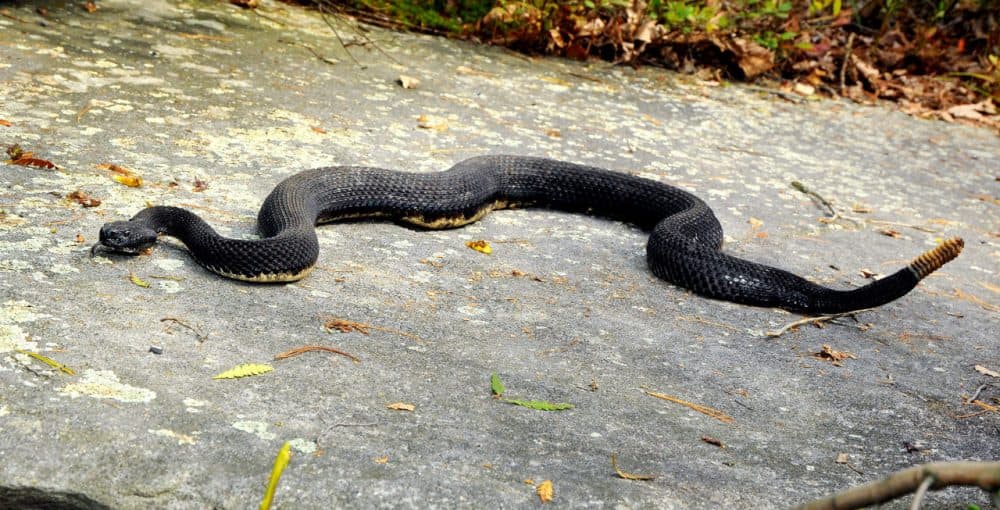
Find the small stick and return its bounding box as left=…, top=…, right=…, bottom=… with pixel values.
left=160, top=317, right=207, bottom=342
left=278, top=39, right=338, bottom=66
left=791, top=180, right=837, bottom=217
left=274, top=345, right=360, bottom=363
left=794, top=461, right=1000, bottom=510
left=908, top=476, right=934, bottom=510
left=765, top=308, right=875, bottom=338
left=839, top=33, right=856, bottom=96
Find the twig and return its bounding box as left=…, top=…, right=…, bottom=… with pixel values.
left=866, top=219, right=937, bottom=233
left=277, top=38, right=338, bottom=65
left=765, top=308, right=875, bottom=338
left=794, top=461, right=1000, bottom=510
left=644, top=390, right=734, bottom=423
left=274, top=345, right=360, bottom=363
left=839, top=33, right=856, bottom=96
left=790, top=180, right=863, bottom=226
left=908, top=475, right=935, bottom=510
left=160, top=317, right=207, bottom=342
left=967, top=384, right=989, bottom=403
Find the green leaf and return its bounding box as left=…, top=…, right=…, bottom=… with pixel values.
left=213, top=363, right=274, bottom=379
left=490, top=373, right=506, bottom=396
left=503, top=399, right=574, bottom=411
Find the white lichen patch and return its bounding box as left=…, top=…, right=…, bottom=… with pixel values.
left=153, top=258, right=185, bottom=272
left=232, top=420, right=277, bottom=441
left=183, top=398, right=209, bottom=413
left=1, top=300, right=47, bottom=323
left=156, top=280, right=183, bottom=294
left=149, top=428, right=198, bottom=445
left=288, top=438, right=317, bottom=454
left=0, top=324, right=37, bottom=353
left=48, top=263, right=79, bottom=275
left=58, top=369, right=157, bottom=403
left=0, top=405, right=9, bottom=417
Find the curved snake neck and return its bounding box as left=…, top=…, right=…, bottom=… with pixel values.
left=97, top=155, right=963, bottom=314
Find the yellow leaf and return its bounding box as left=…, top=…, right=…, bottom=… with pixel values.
left=259, top=441, right=292, bottom=510
left=15, top=349, right=75, bottom=375
left=610, top=454, right=656, bottom=481
left=374, top=456, right=389, bottom=464
left=748, top=217, right=764, bottom=230
left=536, top=480, right=553, bottom=503
left=386, top=402, right=415, bottom=411
left=129, top=272, right=150, bottom=288
left=213, top=363, right=274, bottom=379
left=465, top=240, right=492, bottom=254
left=112, top=174, right=143, bottom=187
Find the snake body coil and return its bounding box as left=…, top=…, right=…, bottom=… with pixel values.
left=95, top=155, right=962, bottom=314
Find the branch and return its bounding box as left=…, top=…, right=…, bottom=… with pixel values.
left=795, top=461, right=1000, bottom=510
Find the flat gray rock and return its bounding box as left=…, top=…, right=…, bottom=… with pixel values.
left=0, top=1, right=997, bottom=508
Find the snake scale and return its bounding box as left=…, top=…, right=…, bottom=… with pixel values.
left=94, top=155, right=963, bottom=314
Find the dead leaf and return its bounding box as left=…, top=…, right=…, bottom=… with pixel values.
left=192, top=178, right=209, bottom=192
left=700, top=436, right=725, bottom=448
left=398, top=75, right=420, bottom=89
left=386, top=402, right=415, bottom=412
left=416, top=114, right=448, bottom=131
left=12, top=157, right=57, bottom=169
left=714, top=37, right=774, bottom=79
left=974, top=365, right=999, bottom=378
left=851, top=204, right=873, bottom=213
left=748, top=217, right=764, bottom=230
left=324, top=318, right=370, bottom=335
left=311, top=126, right=327, bottom=134
left=812, top=344, right=857, bottom=366
left=98, top=163, right=143, bottom=187
left=536, top=480, right=553, bottom=503
left=545, top=129, right=561, bottom=138
left=465, top=239, right=492, bottom=254
left=374, top=456, right=389, bottom=464
left=0, top=119, right=11, bottom=127
left=879, top=229, right=902, bottom=238
left=83, top=1, right=97, bottom=13
left=229, top=0, right=258, bottom=8
left=836, top=453, right=850, bottom=464
left=859, top=269, right=878, bottom=279
left=66, top=190, right=101, bottom=208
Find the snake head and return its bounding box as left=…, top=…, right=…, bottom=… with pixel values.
left=91, top=221, right=158, bottom=256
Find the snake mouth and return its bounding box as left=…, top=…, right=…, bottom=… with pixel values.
left=90, top=242, right=145, bottom=257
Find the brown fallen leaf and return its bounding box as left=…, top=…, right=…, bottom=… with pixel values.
left=536, top=480, right=553, bottom=503
left=97, top=163, right=142, bottom=187
left=465, top=239, right=492, bottom=254
left=10, top=156, right=57, bottom=169
left=812, top=344, right=857, bottom=367
left=66, top=190, right=101, bottom=208
left=229, top=0, right=258, bottom=7
left=324, top=318, right=370, bottom=335
left=75, top=233, right=85, bottom=244
left=310, top=126, right=327, bottom=134
left=0, top=119, right=11, bottom=127
left=975, top=365, right=999, bottom=378
left=398, top=75, right=420, bottom=89
left=700, top=436, right=725, bottom=448
left=879, top=229, right=902, bottom=238
left=192, top=178, right=209, bottom=192
left=386, top=402, right=415, bottom=412
left=83, top=1, right=97, bottom=13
